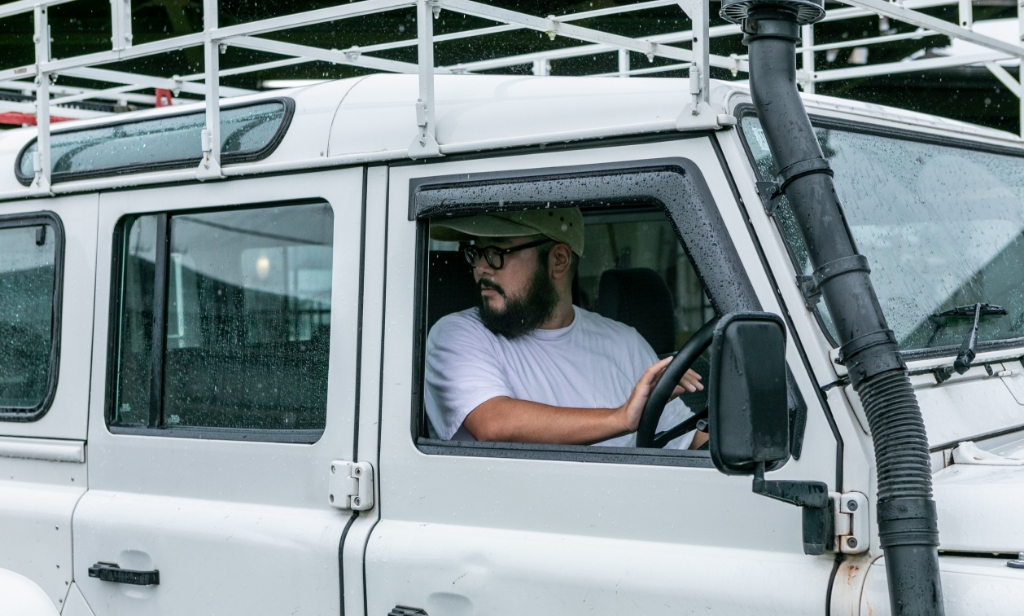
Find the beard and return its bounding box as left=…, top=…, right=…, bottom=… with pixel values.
left=478, top=263, right=559, bottom=340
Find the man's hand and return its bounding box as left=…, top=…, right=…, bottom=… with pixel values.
left=616, top=358, right=703, bottom=434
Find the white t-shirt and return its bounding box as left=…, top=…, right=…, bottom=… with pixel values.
left=424, top=305, right=694, bottom=449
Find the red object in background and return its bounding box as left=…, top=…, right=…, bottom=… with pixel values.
left=155, top=89, right=173, bottom=107
left=0, top=112, right=74, bottom=126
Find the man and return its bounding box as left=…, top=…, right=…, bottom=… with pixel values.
left=424, top=207, right=707, bottom=449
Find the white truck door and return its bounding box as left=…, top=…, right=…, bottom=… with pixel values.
left=74, top=170, right=364, bottom=616
left=0, top=195, right=97, bottom=611
left=366, top=138, right=842, bottom=615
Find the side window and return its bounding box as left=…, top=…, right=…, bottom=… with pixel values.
left=419, top=200, right=720, bottom=454
left=109, top=202, right=334, bottom=441
left=0, top=213, right=63, bottom=420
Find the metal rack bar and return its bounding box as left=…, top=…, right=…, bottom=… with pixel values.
left=1, top=0, right=1023, bottom=193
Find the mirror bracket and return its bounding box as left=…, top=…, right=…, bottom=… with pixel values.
left=752, top=463, right=834, bottom=556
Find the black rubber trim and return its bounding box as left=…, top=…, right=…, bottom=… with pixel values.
left=338, top=510, right=359, bottom=616
left=825, top=553, right=844, bottom=616
left=417, top=438, right=715, bottom=467
left=0, top=211, right=65, bottom=422
left=107, top=425, right=323, bottom=443
left=149, top=213, right=170, bottom=429
left=352, top=166, right=369, bottom=462
left=14, top=98, right=295, bottom=186
left=364, top=166, right=391, bottom=616
left=408, top=156, right=764, bottom=466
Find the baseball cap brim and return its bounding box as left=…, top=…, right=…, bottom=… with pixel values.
left=430, top=208, right=584, bottom=256
left=430, top=214, right=540, bottom=243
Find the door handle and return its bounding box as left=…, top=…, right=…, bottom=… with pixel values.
left=88, top=562, right=160, bottom=586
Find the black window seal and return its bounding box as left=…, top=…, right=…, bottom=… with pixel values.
left=14, top=97, right=295, bottom=187
left=407, top=157, right=766, bottom=468
left=104, top=198, right=332, bottom=444
left=418, top=438, right=715, bottom=468
left=0, top=211, right=65, bottom=422
left=733, top=103, right=1024, bottom=362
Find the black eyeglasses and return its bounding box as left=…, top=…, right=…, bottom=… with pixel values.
left=461, top=238, right=553, bottom=270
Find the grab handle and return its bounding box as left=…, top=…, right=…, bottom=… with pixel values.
left=88, top=562, right=160, bottom=586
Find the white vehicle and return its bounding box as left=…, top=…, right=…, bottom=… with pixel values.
left=3, top=1, right=1024, bottom=615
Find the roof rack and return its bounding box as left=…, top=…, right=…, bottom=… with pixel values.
left=1, top=0, right=1023, bottom=194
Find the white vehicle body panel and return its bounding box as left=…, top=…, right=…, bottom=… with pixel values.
left=0, top=568, right=61, bottom=616
left=0, top=194, right=98, bottom=441
left=0, top=74, right=1020, bottom=615
left=0, top=193, right=96, bottom=612
left=366, top=137, right=842, bottom=614
left=60, top=583, right=95, bottom=616
left=73, top=172, right=364, bottom=615
left=861, top=556, right=1024, bottom=615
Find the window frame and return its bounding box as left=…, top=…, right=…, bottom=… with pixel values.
left=104, top=199, right=333, bottom=444
left=408, top=158, right=770, bottom=468
left=734, top=103, right=1024, bottom=362
left=0, top=211, right=65, bottom=422
left=14, top=98, right=295, bottom=186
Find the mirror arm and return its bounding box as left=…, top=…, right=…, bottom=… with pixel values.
left=752, top=463, right=834, bottom=555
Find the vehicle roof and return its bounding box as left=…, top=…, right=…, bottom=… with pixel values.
left=0, top=73, right=1021, bottom=197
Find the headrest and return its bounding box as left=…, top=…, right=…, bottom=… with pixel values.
left=596, top=268, right=676, bottom=356
left=427, top=251, right=479, bottom=331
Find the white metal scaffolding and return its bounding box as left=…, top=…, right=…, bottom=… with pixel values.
left=2, top=0, right=1024, bottom=192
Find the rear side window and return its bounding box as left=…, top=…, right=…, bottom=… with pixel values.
left=109, top=202, right=333, bottom=442
left=16, top=100, right=293, bottom=186
left=0, top=213, right=63, bottom=421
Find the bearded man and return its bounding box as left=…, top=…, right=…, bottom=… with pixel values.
left=424, top=207, right=706, bottom=448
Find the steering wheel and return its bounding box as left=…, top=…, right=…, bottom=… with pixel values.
left=635, top=317, right=719, bottom=448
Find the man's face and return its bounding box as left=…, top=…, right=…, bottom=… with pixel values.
left=471, top=235, right=559, bottom=339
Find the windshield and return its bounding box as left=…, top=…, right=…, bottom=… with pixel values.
left=741, top=116, right=1024, bottom=355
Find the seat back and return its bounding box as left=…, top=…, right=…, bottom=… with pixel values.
left=596, top=267, right=711, bottom=413
left=596, top=267, right=676, bottom=356
left=427, top=251, right=479, bottom=331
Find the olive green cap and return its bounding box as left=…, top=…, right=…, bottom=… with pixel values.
left=430, top=208, right=584, bottom=256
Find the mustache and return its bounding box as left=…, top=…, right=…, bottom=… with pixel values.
left=478, top=278, right=505, bottom=296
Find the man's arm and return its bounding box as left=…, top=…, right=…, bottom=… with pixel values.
left=463, top=397, right=626, bottom=445
left=463, top=357, right=702, bottom=444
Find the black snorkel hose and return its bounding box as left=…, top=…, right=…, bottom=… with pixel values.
left=719, top=1, right=945, bottom=613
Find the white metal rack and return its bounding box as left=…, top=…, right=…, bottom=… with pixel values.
left=2, top=0, right=1024, bottom=192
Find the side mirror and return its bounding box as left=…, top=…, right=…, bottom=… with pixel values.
left=708, top=312, right=790, bottom=475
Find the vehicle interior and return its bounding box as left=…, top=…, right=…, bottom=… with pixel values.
left=422, top=205, right=716, bottom=447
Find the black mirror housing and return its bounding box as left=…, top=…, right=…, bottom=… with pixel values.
left=708, top=312, right=790, bottom=475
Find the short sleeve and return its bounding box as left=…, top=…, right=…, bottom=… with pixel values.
left=424, top=311, right=516, bottom=440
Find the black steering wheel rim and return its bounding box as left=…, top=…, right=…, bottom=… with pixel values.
left=635, top=316, right=719, bottom=448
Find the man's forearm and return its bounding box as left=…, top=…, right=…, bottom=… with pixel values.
left=462, top=397, right=629, bottom=445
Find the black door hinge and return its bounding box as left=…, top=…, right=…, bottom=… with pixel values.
left=752, top=464, right=834, bottom=555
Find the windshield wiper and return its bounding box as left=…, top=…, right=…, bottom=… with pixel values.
left=931, top=303, right=1007, bottom=320
left=930, top=303, right=1008, bottom=377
